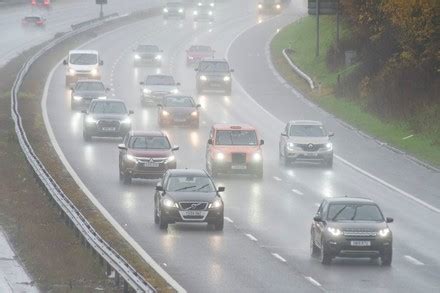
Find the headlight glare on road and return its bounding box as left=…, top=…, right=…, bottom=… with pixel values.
left=90, top=68, right=98, bottom=76
left=379, top=228, right=390, bottom=237
left=216, top=152, right=225, bottom=161
left=162, top=110, right=170, bottom=116
left=193, top=10, right=198, bottom=15
left=200, top=75, right=207, bottom=81
left=223, top=76, right=231, bottom=82
left=253, top=152, right=262, bottom=162
left=134, top=54, right=141, bottom=60
left=191, top=111, right=198, bottom=117
left=327, top=227, right=342, bottom=236
left=85, top=116, right=97, bottom=124
left=163, top=198, right=176, bottom=208
left=73, top=95, right=83, bottom=101
left=120, top=117, right=131, bottom=124
left=126, top=154, right=137, bottom=162
left=210, top=199, right=222, bottom=209
left=68, top=68, right=76, bottom=75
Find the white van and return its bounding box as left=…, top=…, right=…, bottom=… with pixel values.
left=63, top=50, right=103, bottom=86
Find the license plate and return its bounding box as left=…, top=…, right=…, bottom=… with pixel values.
left=174, top=118, right=186, bottom=122
left=181, top=211, right=203, bottom=216
left=351, top=241, right=371, bottom=247
left=102, top=127, right=116, bottom=131
left=305, top=153, right=318, bottom=157
left=143, top=162, right=159, bottom=168
left=231, top=165, right=247, bottom=170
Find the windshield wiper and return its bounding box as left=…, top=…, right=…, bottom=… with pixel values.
left=350, top=206, right=358, bottom=220
left=332, top=206, right=347, bottom=221
left=195, top=184, right=210, bottom=191
left=174, top=185, right=196, bottom=192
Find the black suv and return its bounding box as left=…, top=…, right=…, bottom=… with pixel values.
left=154, top=169, right=225, bottom=230
left=195, top=59, right=233, bottom=95
left=310, top=197, right=393, bottom=266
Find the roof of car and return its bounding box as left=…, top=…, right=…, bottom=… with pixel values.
left=326, top=197, right=376, bottom=204
left=129, top=130, right=165, bottom=137
left=288, top=120, right=323, bottom=126
left=69, top=50, right=98, bottom=55
left=76, top=79, right=104, bottom=83
left=168, top=169, right=208, bottom=177
left=212, top=124, right=256, bottom=131
left=92, top=98, right=124, bottom=103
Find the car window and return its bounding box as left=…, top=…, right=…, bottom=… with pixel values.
left=327, top=204, right=384, bottom=222
left=75, top=82, right=105, bottom=91
left=25, top=16, right=41, bottom=21
left=167, top=175, right=215, bottom=192
left=190, top=46, right=211, bottom=52
left=215, top=130, right=258, bottom=146
left=90, top=101, right=127, bottom=114
left=128, top=136, right=171, bottom=150
left=198, top=61, right=229, bottom=72
left=290, top=125, right=326, bottom=137
left=137, top=45, right=159, bottom=52
left=146, top=75, right=175, bottom=85
left=69, top=53, right=98, bottom=65
left=164, top=96, right=194, bottom=107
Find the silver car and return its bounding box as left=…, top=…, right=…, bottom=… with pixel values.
left=139, top=75, right=180, bottom=106
left=279, top=120, right=334, bottom=167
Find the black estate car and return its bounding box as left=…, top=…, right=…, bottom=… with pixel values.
left=154, top=169, right=225, bottom=230
left=310, top=197, right=393, bottom=266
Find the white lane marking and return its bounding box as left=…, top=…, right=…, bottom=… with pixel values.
left=271, top=253, right=287, bottom=263
left=163, top=263, right=168, bottom=267
left=291, top=189, right=304, bottom=195
left=404, top=255, right=424, bottom=266
left=273, top=176, right=282, bottom=181
left=225, top=23, right=440, bottom=215
left=305, top=276, right=322, bottom=287
left=41, top=24, right=186, bottom=293
left=245, top=233, right=258, bottom=242
left=224, top=217, right=234, bottom=223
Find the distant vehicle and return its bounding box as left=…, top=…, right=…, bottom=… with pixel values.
left=310, top=197, right=394, bottom=266
left=206, top=124, right=264, bottom=178
left=82, top=99, right=133, bottom=141
left=139, top=75, right=180, bottom=106
left=279, top=120, right=334, bottom=167
left=70, top=80, right=108, bottom=111
left=157, top=95, right=201, bottom=128
left=21, top=15, right=46, bottom=28
left=132, top=45, right=163, bottom=66
left=31, top=0, right=50, bottom=8
left=163, top=2, right=186, bottom=19
left=154, top=169, right=225, bottom=230
left=197, top=0, right=215, bottom=7
left=195, top=59, right=233, bottom=95
left=118, top=131, right=178, bottom=184
left=63, top=50, right=103, bottom=86
left=193, top=4, right=214, bottom=22
left=186, top=45, right=215, bottom=66
left=257, top=0, right=283, bottom=14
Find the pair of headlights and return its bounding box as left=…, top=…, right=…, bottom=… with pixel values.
left=199, top=75, right=230, bottom=82
left=161, top=110, right=198, bottom=117
left=86, top=116, right=131, bottom=124
left=143, top=88, right=178, bottom=95
left=327, top=227, right=390, bottom=237
left=287, top=142, right=333, bottom=151
left=162, top=198, right=222, bottom=209
left=134, top=54, right=162, bottom=60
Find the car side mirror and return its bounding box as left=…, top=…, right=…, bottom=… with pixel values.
left=63, top=60, right=67, bottom=65
left=196, top=104, right=201, bottom=108
left=99, top=60, right=104, bottom=66
left=313, top=216, right=323, bottom=222
left=386, top=217, right=394, bottom=223
left=328, top=132, right=334, bottom=137
left=230, top=69, right=235, bottom=73
left=81, top=110, right=88, bottom=114
left=207, top=138, right=213, bottom=145
left=172, top=146, right=179, bottom=151
left=281, top=132, right=288, bottom=137
left=129, top=110, right=134, bottom=115
left=155, top=185, right=164, bottom=191
left=140, top=81, right=145, bottom=85
left=176, top=82, right=181, bottom=86
left=118, top=144, right=127, bottom=150
left=217, top=186, right=225, bottom=192
left=260, top=139, right=264, bottom=145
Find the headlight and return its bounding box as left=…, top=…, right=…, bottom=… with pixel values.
left=191, top=111, right=198, bottom=117
left=166, top=155, right=175, bottom=163
left=96, top=96, right=107, bottom=100
left=163, top=198, right=176, bottom=208
left=209, top=199, right=222, bottom=209
left=90, top=68, right=98, bottom=76
left=325, top=142, right=333, bottom=150
left=253, top=152, right=262, bottom=162
left=379, top=228, right=390, bottom=237
left=200, top=75, right=207, bottom=81
left=161, top=110, right=170, bottom=116
left=223, top=76, right=231, bottom=82
left=120, top=117, right=131, bottom=124
left=208, top=11, right=213, bottom=15
left=85, top=116, right=97, bottom=124
left=276, top=4, right=281, bottom=9
left=68, top=68, right=76, bottom=75
left=286, top=142, right=296, bottom=150
left=126, top=154, right=137, bottom=162
left=327, top=227, right=342, bottom=236
left=178, top=8, right=184, bottom=13
left=171, top=88, right=179, bottom=94
left=163, top=8, right=168, bottom=13
left=143, top=88, right=152, bottom=94
left=210, top=3, right=214, bottom=7
left=134, top=54, right=141, bottom=60
left=258, top=4, right=262, bottom=9
left=155, top=55, right=162, bottom=60
left=193, top=11, right=198, bottom=15
left=73, top=95, right=83, bottom=101
left=215, top=152, right=225, bottom=161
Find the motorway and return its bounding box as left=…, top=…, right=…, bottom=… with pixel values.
left=41, top=0, right=440, bottom=292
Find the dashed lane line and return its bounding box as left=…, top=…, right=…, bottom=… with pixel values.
left=404, top=255, right=425, bottom=266
left=305, top=276, right=322, bottom=287
left=291, top=189, right=304, bottom=195
left=271, top=253, right=287, bottom=263
left=245, top=234, right=258, bottom=242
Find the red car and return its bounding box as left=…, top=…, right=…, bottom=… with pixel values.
left=186, top=45, right=215, bottom=66
left=31, top=0, right=51, bottom=8
left=22, top=15, right=46, bottom=28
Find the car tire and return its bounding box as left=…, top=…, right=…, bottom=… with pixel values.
left=320, top=237, right=332, bottom=265
left=154, top=206, right=159, bottom=224
left=310, top=233, right=319, bottom=257
left=158, top=212, right=168, bottom=230
left=83, top=131, right=91, bottom=142
left=381, top=250, right=392, bottom=266
left=123, top=173, right=132, bottom=185
left=119, top=168, right=124, bottom=181
left=214, top=219, right=224, bottom=231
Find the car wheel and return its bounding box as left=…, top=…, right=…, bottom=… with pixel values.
left=310, top=233, right=319, bottom=257
left=320, top=237, right=332, bottom=265
left=83, top=131, right=91, bottom=142
left=159, top=212, right=168, bottom=230
left=123, top=173, right=132, bottom=185
left=381, top=250, right=392, bottom=266
left=214, top=219, right=224, bottom=231
left=154, top=206, right=159, bottom=224
left=119, top=167, right=124, bottom=181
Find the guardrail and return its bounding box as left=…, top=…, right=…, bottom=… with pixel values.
left=71, top=13, right=120, bottom=30
left=10, top=11, right=157, bottom=293
left=282, top=48, right=315, bottom=89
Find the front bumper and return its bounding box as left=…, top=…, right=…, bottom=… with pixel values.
left=325, top=236, right=392, bottom=258
left=125, top=161, right=176, bottom=179
left=286, top=149, right=333, bottom=162
left=211, top=160, right=262, bottom=174
left=159, top=113, right=199, bottom=126
left=83, top=123, right=131, bottom=138
left=161, top=207, right=223, bottom=223
left=198, top=80, right=231, bottom=91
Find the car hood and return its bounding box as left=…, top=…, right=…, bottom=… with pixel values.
left=136, top=51, right=160, bottom=56
left=328, top=221, right=388, bottom=231
left=199, top=72, right=230, bottom=77
left=144, top=85, right=177, bottom=92
left=213, top=145, right=261, bottom=154
left=167, top=191, right=218, bottom=203
left=74, top=90, right=106, bottom=98
left=69, top=64, right=98, bottom=71
left=127, top=149, right=172, bottom=158
left=287, top=136, right=329, bottom=144
left=89, top=113, right=128, bottom=120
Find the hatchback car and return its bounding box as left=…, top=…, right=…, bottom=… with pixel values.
left=118, top=131, right=178, bottom=184
left=195, top=59, right=233, bottom=95
left=206, top=124, right=264, bottom=178
left=132, top=45, right=163, bottom=66
left=70, top=80, right=108, bottom=110
left=154, top=169, right=224, bottom=230
left=186, top=45, right=215, bottom=66
left=310, top=197, right=393, bottom=266
left=279, top=120, right=334, bottom=167
left=157, top=95, right=200, bottom=128
left=82, top=99, right=133, bottom=141
left=140, top=75, right=180, bottom=106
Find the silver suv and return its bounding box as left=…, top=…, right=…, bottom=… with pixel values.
left=279, top=120, right=334, bottom=167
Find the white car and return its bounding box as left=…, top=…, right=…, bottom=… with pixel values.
left=63, top=50, right=103, bottom=86
left=140, top=75, right=180, bottom=106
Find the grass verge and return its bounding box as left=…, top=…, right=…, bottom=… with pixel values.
left=271, top=16, right=440, bottom=167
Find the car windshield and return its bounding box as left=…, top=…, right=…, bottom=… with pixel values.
left=146, top=75, right=175, bottom=85
left=128, top=136, right=170, bottom=150
left=69, top=53, right=98, bottom=65
left=167, top=175, right=215, bottom=192
left=90, top=101, right=126, bottom=114
left=199, top=61, right=229, bottom=72
left=164, top=96, right=194, bottom=107
left=216, top=130, right=258, bottom=146
left=190, top=46, right=211, bottom=52
left=327, top=204, right=384, bottom=222
left=137, top=45, right=159, bottom=52
left=167, top=2, right=182, bottom=7
left=25, top=16, right=41, bottom=21
left=75, top=82, right=105, bottom=91
left=290, top=125, right=326, bottom=137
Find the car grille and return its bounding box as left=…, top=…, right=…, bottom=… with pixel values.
left=152, top=91, right=170, bottom=97
left=137, top=157, right=167, bottom=163
left=343, top=228, right=377, bottom=238
left=231, top=153, right=246, bottom=164
left=297, top=143, right=325, bottom=152
left=98, top=120, right=120, bottom=130
left=179, top=202, right=208, bottom=210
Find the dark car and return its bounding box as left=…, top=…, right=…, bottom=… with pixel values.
left=310, top=197, right=393, bottom=266
left=195, top=59, right=233, bottom=95
left=186, top=45, right=215, bottom=66
left=193, top=5, right=214, bottom=22
left=257, top=0, right=283, bottom=14
left=157, top=95, right=201, bottom=128
left=132, top=45, right=163, bottom=66
left=82, top=99, right=133, bottom=141
left=118, top=131, right=178, bottom=184
left=140, top=75, right=180, bottom=106
left=154, top=169, right=225, bottom=230
left=21, top=15, right=46, bottom=28
left=70, top=80, right=108, bottom=110
left=163, top=2, right=186, bottom=19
